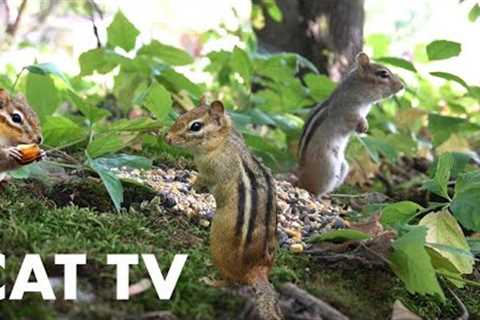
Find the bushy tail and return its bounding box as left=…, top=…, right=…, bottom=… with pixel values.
left=253, top=280, right=284, bottom=320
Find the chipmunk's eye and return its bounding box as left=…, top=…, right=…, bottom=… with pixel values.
left=375, top=70, right=390, bottom=79
left=11, top=113, right=22, bottom=124
left=190, top=121, right=203, bottom=132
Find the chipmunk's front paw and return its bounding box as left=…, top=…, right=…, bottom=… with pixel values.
left=10, top=144, right=44, bottom=165
left=355, top=118, right=369, bottom=133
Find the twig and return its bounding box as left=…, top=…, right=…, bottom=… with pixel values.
left=6, top=0, right=27, bottom=36
left=278, top=283, right=349, bottom=320
left=12, top=67, right=26, bottom=90
left=87, top=0, right=102, bottom=48
left=447, top=287, right=469, bottom=320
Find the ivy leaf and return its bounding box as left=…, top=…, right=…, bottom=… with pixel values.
left=424, top=153, right=453, bottom=199
left=389, top=226, right=445, bottom=300
left=451, top=187, right=480, bottom=231
left=87, top=155, right=123, bottom=212
left=143, top=82, right=172, bottom=121
left=42, top=115, right=87, bottom=147
left=376, top=57, right=417, bottom=72
left=107, top=10, right=140, bottom=52
left=25, top=73, right=60, bottom=123
left=138, top=40, right=193, bottom=66
left=380, top=201, right=424, bottom=228
left=419, top=210, right=474, bottom=274
left=309, top=229, right=371, bottom=243
left=430, top=72, right=469, bottom=89
left=426, top=40, right=461, bottom=61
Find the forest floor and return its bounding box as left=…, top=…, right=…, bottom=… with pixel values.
left=0, top=156, right=479, bottom=320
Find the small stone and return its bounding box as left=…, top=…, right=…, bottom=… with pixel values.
left=200, top=219, right=210, bottom=228
left=290, top=243, right=304, bottom=253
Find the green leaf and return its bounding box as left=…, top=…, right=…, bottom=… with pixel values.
left=430, top=72, right=469, bottom=89
left=469, top=4, right=480, bottom=22
left=359, top=136, right=398, bottom=163
left=309, top=229, right=371, bottom=243
left=25, top=73, right=60, bottom=123
left=26, top=63, right=71, bottom=87
left=230, top=46, right=252, bottom=86
left=107, top=10, right=140, bottom=52
left=455, top=170, right=480, bottom=194
left=264, top=0, right=283, bottom=22
left=79, top=48, right=127, bottom=76
left=424, top=153, right=453, bottom=199
left=451, top=187, right=480, bottom=231
left=304, top=74, right=336, bottom=101
left=376, top=57, right=417, bottom=72
left=389, top=226, right=445, bottom=300
left=138, top=40, right=193, bottom=66
left=67, top=91, right=110, bottom=123
left=87, top=134, right=126, bottom=158
left=468, top=238, right=480, bottom=255
left=380, top=201, right=424, bottom=228
left=87, top=155, right=124, bottom=211
left=426, top=40, right=461, bottom=61
left=143, top=82, right=172, bottom=120
left=428, top=114, right=479, bottom=146
left=157, top=68, right=201, bottom=98
left=419, top=210, right=474, bottom=274
left=92, top=154, right=152, bottom=170
left=43, top=115, right=87, bottom=147
left=366, top=34, right=391, bottom=57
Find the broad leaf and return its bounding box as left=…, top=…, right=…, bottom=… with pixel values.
left=376, top=57, right=417, bottom=72
left=419, top=210, right=474, bottom=274
left=469, top=4, right=480, bottom=22
left=26, top=63, right=71, bottom=87
left=451, top=187, right=480, bottom=231
left=157, top=68, right=201, bottom=98
left=138, top=40, right=193, bottom=66
left=380, top=201, right=423, bottom=228
left=424, top=153, right=453, bottom=199
left=92, top=154, right=152, bottom=170
left=309, top=229, right=370, bottom=243
left=389, top=227, right=444, bottom=300
left=88, top=155, right=123, bottom=211
left=430, top=72, right=469, bottom=89
left=230, top=46, right=252, bottom=86
left=359, top=136, right=398, bottom=163
left=428, top=114, right=479, bottom=146
left=25, top=73, right=60, bottom=122
left=79, top=48, right=127, bottom=76
left=42, top=115, right=87, bottom=147
left=107, top=10, right=140, bottom=52
left=67, top=91, right=110, bottom=123
left=87, top=134, right=127, bottom=158
left=143, top=82, right=173, bottom=120
left=304, top=74, right=336, bottom=101
left=468, top=238, right=480, bottom=256
left=426, top=40, right=461, bottom=61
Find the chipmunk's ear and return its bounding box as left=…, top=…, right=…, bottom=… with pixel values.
left=0, top=89, right=9, bottom=108
left=356, top=52, right=370, bottom=68
left=210, top=100, right=225, bottom=115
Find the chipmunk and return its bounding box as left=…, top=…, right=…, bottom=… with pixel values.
left=296, top=53, right=403, bottom=196
left=166, top=100, right=283, bottom=320
left=0, top=88, right=45, bottom=177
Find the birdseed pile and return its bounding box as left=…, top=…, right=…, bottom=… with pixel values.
left=115, top=166, right=347, bottom=252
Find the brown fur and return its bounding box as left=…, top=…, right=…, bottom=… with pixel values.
left=166, top=100, right=282, bottom=319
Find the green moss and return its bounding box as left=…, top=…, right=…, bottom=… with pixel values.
left=0, top=183, right=478, bottom=320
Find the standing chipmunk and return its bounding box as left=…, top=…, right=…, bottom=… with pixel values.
left=0, top=88, right=45, bottom=177
left=296, top=53, right=403, bottom=196
left=166, top=100, right=283, bottom=320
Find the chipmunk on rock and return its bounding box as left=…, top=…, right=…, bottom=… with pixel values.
left=0, top=88, right=45, bottom=177
left=296, top=53, right=403, bottom=196
left=165, top=100, right=283, bottom=320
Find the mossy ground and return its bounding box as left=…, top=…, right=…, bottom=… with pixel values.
left=0, top=180, right=478, bottom=320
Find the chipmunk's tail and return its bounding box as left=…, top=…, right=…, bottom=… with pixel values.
left=253, top=279, right=284, bottom=320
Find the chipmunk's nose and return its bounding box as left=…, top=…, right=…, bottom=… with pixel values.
left=36, top=135, right=43, bottom=144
